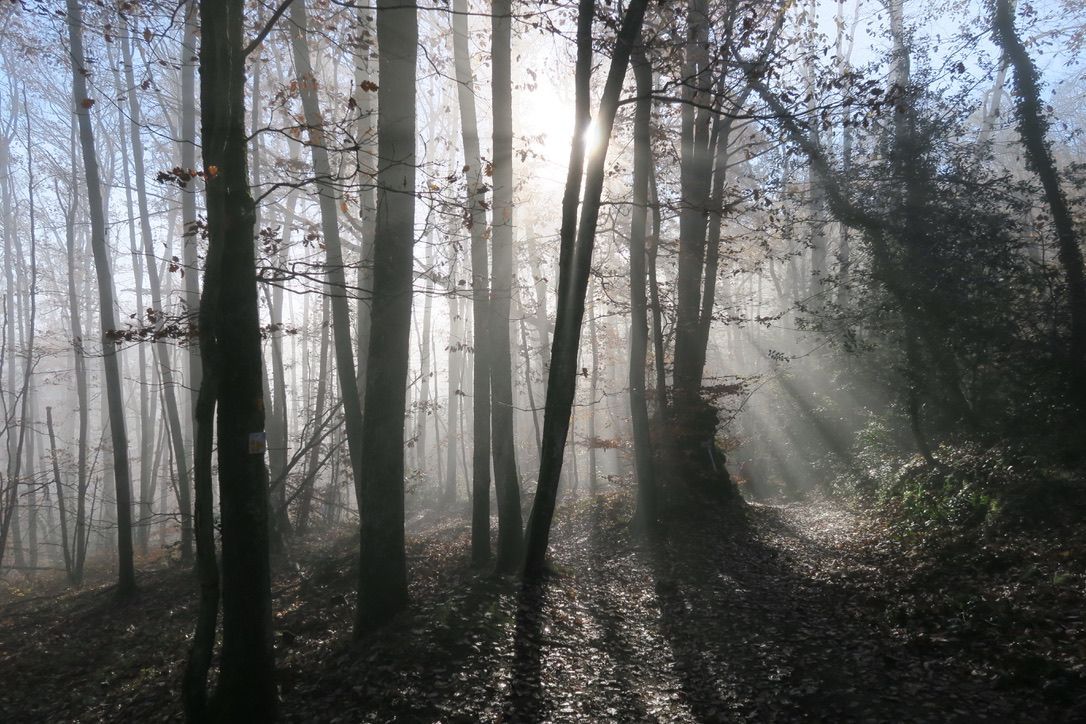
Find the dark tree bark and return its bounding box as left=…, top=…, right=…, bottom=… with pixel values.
left=629, top=44, right=657, bottom=529
left=491, top=0, right=524, bottom=575
left=994, top=0, right=1086, bottom=407
left=524, top=0, right=649, bottom=577
left=646, top=170, right=668, bottom=419
left=355, top=0, right=417, bottom=634
left=672, top=0, right=714, bottom=405
left=190, top=0, right=277, bottom=718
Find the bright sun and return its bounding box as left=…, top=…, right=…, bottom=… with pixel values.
left=582, top=118, right=606, bottom=158
left=518, top=81, right=606, bottom=168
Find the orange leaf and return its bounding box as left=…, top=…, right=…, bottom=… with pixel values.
left=206, top=165, right=219, bottom=178
left=80, top=98, right=95, bottom=109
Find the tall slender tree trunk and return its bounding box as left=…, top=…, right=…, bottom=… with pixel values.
left=21, top=94, right=38, bottom=572
left=60, top=163, right=90, bottom=584
left=443, top=259, right=463, bottom=506
left=296, top=296, right=330, bottom=534
left=180, top=0, right=201, bottom=457
left=524, top=0, right=648, bottom=577
left=629, top=44, right=657, bottom=528
left=491, top=0, right=524, bottom=573
left=289, top=0, right=367, bottom=542
left=415, top=243, right=436, bottom=471
left=353, top=6, right=377, bottom=415
left=587, top=287, right=600, bottom=495
left=121, top=22, right=193, bottom=562
left=46, top=408, right=73, bottom=580
left=66, top=0, right=136, bottom=598
left=451, top=0, right=493, bottom=565
left=517, top=299, right=542, bottom=459
left=356, top=0, right=417, bottom=633
left=647, top=169, right=668, bottom=419
left=112, top=56, right=155, bottom=559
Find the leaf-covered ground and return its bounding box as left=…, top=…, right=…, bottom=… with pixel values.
left=1, top=493, right=1083, bottom=722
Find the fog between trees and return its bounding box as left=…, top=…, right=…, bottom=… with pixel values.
left=0, top=0, right=1084, bottom=719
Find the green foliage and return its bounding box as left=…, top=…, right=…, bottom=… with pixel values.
left=834, top=434, right=1085, bottom=540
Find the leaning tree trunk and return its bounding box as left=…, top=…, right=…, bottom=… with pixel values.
left=290, top=0, right=368, bottom=531
left=66, top=0, right=136, bottom=598
left=355, top=0, right=417, bottom=634
left=523, top=0, right=648, bottom=577
left=994, top=0, right=1086, bottom=409
left=191, top=0, right=277, bottom=718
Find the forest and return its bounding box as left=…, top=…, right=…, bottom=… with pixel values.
left=0, top=0, right=1084, bottom=720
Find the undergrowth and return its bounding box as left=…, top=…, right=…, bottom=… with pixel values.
left=829, top=424, right=1086, bottom=541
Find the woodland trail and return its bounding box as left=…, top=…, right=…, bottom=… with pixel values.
left=485, top=498, right=1046, bottom=723
left=0, top=494, right=1079, bottom=722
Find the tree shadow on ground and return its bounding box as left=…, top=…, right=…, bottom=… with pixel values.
left=643, top=502, right=1031, bottom=722
left=277, top=533, right=517, bottom=723
left=503, top=579, right=547, bottom=722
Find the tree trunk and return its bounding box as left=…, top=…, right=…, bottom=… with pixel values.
left=587, top=286, right=600, bottom=495
left=111, top=57, right=155, bottom=559
left=444, top=261, right=463, bottom=506
left=355, top=0, right=417, bottom=633
left=121, top=21, right=193, bottom=562
left=672, top=0, right=714, bottom=404
left=290, top=0, right=367, bottom=528
left=629, top=45, right=657, bottom=529
left=647, top=169, right=668, bottom=419
left=994, top=0, right=1086, bottom=407
left=415, top=243, right=436, bottom=471
left=66, top=0, right=136, bottom=598
left=193, top=0, right=277, bottom=717
left=523, top=0, right=648, bottom=577
left=353, top=6, right=377, bottom=416
left=491, top=0, right=524, bottom=574
left=451, top=0, right=493, bottom=566
left=60, top=157, right=90, bottom=585
left=296, top=295, right=330, bottom=535
left=180, top=0, right=202, bottom=464
left=46, top=408, right=74, bottom=580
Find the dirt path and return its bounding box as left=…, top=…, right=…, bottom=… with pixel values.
left=0, top=496, right=1073, bottom=722
left=488, top=498, right=1035, bottom=723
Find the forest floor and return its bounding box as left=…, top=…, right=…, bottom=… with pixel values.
left=1, top=491, right=1083, bottom=722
